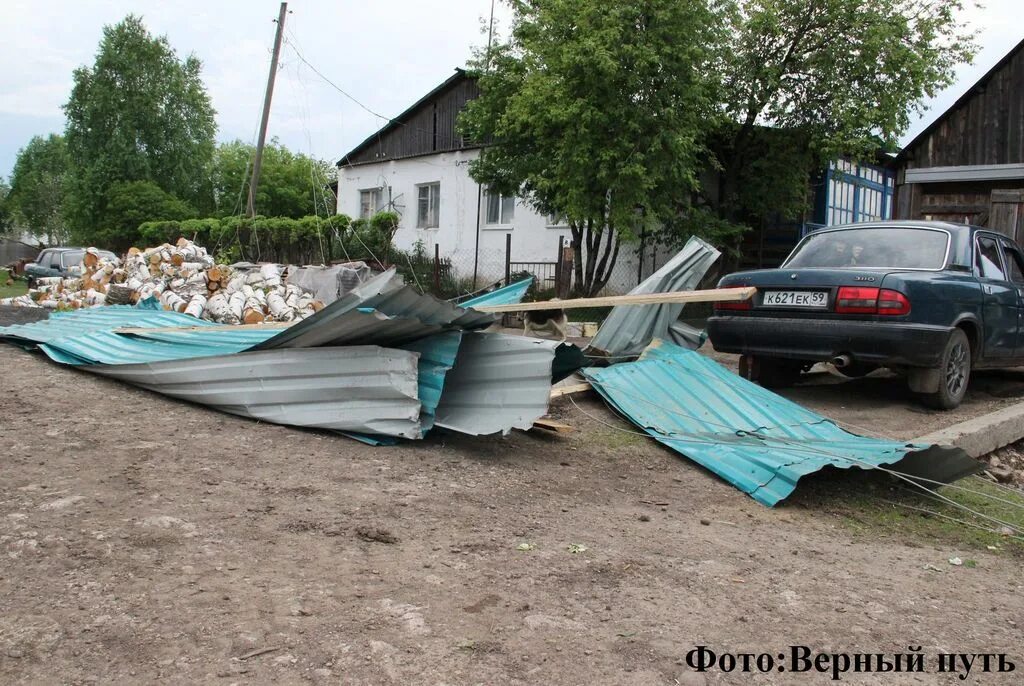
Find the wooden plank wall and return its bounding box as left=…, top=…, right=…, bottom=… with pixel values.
left=346, top=78, right=481, bottom=165
left=904, top=46, right=1024, bottom=169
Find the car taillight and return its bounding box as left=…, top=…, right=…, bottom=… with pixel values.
left=877, top=289, right=911, bottom=316
left=835, top=286, right=910, bottom=316
left=714, top=286, right=752, bottom=311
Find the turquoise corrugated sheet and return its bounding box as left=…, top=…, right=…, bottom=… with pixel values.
left=400, top=331, right=463, bottom=434
left=461, top=277, right=533, bottom=308
left=583, top=340, right=939, bottom=507
left=0, top=307, right=213, bottom=346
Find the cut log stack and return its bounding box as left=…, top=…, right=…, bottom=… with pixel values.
left=0, top=237, right=325, bottom=324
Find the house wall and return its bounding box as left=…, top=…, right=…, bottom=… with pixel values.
left=895, top=41, right=1024, bottom=241
left=338, top=150, right=646, bottom=293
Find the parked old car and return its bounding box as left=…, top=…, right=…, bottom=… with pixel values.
left=24, top=247, right=118, bottom=287
left=707, top=221, right=1024, bottom=409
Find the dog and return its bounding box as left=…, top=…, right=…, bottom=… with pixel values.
left=523, top=298, right=568, bottom=341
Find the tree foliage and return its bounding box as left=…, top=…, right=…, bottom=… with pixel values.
left=461, top=0, right=977, bottom=276
left=7, top=134, right=70, bottom=244
left=98, top=180, right=196, bottom=251
left=459, top=0, right=726, bottom=295
left=209, top=139, right=336, bottom=218
left=63, top=15, right=216, bottom=242
left=714, top=0, right=976, bottom=222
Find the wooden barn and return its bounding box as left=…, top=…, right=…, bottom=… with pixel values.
left=895, top=38, right=1024, bottom=241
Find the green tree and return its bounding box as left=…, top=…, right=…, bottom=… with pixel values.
left=712, top=0, right=976, bottom=225
left=459, top=0, right=726, bottom=295
left=0, top=177, right=11, bottom=237
left=8, top=134, right=70, bottom=244
left=210, top=139, right=336, bottom=218
left=99, top=180, right=195, bottom=251
left=63, top=15, right=216, bottom=243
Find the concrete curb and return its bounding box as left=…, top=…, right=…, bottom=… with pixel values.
left=914, top=402, right=1024, bottom=457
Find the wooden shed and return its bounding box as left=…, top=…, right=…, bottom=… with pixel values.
left=895, top=38, right=1024, bottom=242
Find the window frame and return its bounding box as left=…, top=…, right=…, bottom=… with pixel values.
left=483, top=188, right=515, bottom=228
left=358, top=188, right=382, bottom=220
left=974, top=233, right=1009, bottom=282
left=416, top=182, right=440, bottom=229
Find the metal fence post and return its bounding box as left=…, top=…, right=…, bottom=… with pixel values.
left=504, top=233, right=512, bottom=285
left=554, top=236, right=564, bottom=295
left=433, top=243, right=441, bottom=294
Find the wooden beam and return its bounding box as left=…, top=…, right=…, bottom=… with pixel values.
left=550, top=382, right=592, bottom=398
left=472, top=286, right=756, bottom=313
left=115, top=323, right=292, bottom=335
left=532, top=418, right=574, bottom=433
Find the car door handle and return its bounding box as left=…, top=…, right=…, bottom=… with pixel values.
left=984, top=285, right=993, bottom=294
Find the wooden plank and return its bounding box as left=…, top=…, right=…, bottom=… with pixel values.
left=532, top=418, right=574, bottom=433
left=472, top=286, right=756, bottom=313
left=549, top=382, right=592, bottom=398
left=115, top=322, right=293, bottom=335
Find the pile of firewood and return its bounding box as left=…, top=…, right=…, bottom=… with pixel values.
left=0, top=238, right=325, bottom=323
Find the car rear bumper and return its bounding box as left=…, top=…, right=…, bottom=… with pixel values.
left=706, top=316, right=953, bottom=368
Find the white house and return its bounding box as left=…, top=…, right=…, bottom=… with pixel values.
left=335, top=69, right=648, bottom=292
left=335, top=68, right=897, bottom=290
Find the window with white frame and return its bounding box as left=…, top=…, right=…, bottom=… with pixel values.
left=547, top=213, right=568, bottom=227
left=417, top=182, right=440, bottom=228
left=485, top=189, right=515, bottom=226
left=824, top=160, right=894, bottom=227
left=359, top=188, right=381, bottom=219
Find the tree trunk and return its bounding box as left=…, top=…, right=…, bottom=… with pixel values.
left=569, top=216, right=622, bottom=297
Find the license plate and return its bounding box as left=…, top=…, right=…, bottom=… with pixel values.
left=762, top=290, right=828, bottom=308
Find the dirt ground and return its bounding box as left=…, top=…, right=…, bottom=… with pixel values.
left=1, top=344, right=1023, bottom=685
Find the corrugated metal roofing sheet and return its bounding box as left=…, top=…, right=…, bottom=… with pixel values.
left=0, top=306, right=213, bottom=346
left=460, top=277, right=533, bottom=309
left=255, top=268, right=497, bottom=350
left=433, top=332, right=556, bottom=436
left=400, top=331, right=463, bottom=434
left=582, top=340, right=981, bottom=506
left=588, top=236, right=719, bottom=359
left=87, top=346, right=424, bottom=438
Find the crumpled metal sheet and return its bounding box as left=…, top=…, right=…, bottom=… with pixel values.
left=87, top=346, right=424, bottom=438
left=0, top=306, right=214, bottom=347
left=254, top=269, right=497, bottom=350
left=286, top=262, right=372, bottom=304
left=582, top=340, right=982, bottom=506
left=460, top=277, right=534, bottom=309
left=400, top=331, right=463, bottom=434
left=587, top=236, right=720, bottom=359
left=433, top=332, right=557, bottom=436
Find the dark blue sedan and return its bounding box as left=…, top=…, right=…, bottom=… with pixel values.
left=707, top=221, right=1024, bottom=409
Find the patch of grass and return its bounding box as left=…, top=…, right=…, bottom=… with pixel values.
left=790, top=470, right=1024, bottom=557
left=593, top=425, right=646, bottom=449
left=0, top=269, right=29, bottom=299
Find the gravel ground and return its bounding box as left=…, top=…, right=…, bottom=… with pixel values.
left=1, top=344, right=1023, bottom=685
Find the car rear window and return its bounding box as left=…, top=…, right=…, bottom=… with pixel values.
left=62, top=250, right=85, bottom=268
left=785, top=228, right=949, bottom=270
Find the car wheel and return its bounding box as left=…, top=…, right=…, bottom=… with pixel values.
left=920, top=329, right=971, bottom=410
left=739, top=355, right=802, bottom=389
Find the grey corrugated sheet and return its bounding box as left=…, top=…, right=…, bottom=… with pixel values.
left=87, top=346, right=424, bottom=438
left=433, top=333, right=556, bottom=435
left=588, top=236, right=720, bottom=359
left=255, top=268, right=496, bottom=350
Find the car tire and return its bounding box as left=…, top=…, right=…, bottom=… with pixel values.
left=920, top=329, right=971, bottom=410
left=739, top=355, right=802, bottom=389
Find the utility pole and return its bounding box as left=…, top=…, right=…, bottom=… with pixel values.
left=247, top=2, right=288, bottom=218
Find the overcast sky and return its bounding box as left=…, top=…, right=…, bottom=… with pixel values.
left=1, top=0, right=1019, bottom=178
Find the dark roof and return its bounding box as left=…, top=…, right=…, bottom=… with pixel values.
left=898, top=37, right=1024, bottom=160
left=335, top=68, right=473, bottom=167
